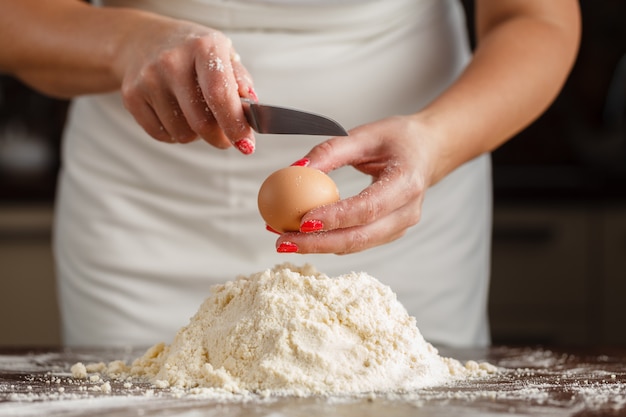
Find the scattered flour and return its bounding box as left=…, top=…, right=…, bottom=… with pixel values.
left=70, top=362, right=87, bottom=379
left=87, top=263, right=497, bottom=396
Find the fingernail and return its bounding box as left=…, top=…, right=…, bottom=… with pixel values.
left=277, top=242, right=298, bottom=253
left=290, top=158, right=310, bottom=167
left=266, top=224, right=281, bottom=235
left=247, top=87, right=259, bottom=102
left=300, top=220, right=323, bottom=233
left=235, top=138, right=255, bottom=155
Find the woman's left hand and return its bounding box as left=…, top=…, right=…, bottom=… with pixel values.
left=274, top=115, right=438, bottom=255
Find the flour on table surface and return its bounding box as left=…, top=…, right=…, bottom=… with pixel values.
left=69, top=363, right=87, bottom=379
left=2, top=346, right=625, bottom=416
left=86, top=263, right=496, bottom=396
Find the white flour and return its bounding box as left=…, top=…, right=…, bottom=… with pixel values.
left=90, top=263, right=494, bottom=396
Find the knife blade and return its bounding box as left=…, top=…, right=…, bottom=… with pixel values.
left=241, top=98, right=348, bottom=136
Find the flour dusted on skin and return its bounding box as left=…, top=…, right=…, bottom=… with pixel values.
left=97, top=264, right=496, bottom=395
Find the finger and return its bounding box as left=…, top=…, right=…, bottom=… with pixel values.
left=195, top=42, right=256, bottom=154
left=121, top=80, right=175, bottom=143
left=134, top=62, right=198, bottom=143
left=197, top=109, right=232, bottom=149
left=277, top=200, right=421, bottom=255
left=266, top=224, right=282, bottom=235
left=231, top=52, right=257, bottom=100
left=302, top=164, right=423, bottom=233
left=298, top=127, right=374, bottom=173
left=172, top=77, right=232, bottom=147
left=148, top=90, right=198, bottom=143
left=126, top=98, right=177, bottom=143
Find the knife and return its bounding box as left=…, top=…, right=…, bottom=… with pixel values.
left=241, top=98, right=348, bottom=136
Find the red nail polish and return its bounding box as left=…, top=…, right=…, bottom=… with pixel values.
left=290, top=158, right=310, bottom=167
left=300, top=220, right=323, bottom=233
left=266, top=224, right=281, bottom=235
left=277, top=242, right=298, bottom=253
left=235, top=138, right=255, bottom=155
left=248, top=87, right=259, bottom=102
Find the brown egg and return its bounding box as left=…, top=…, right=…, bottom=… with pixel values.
left=258, top=166, right=340, bottom=233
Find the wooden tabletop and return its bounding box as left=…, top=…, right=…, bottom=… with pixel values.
left=1, top=345, right=625, bottom=416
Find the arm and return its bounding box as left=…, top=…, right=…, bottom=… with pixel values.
left=277, top=0, right=581, bottom=254
left=0, top=0, right=139, bottom=97
left=419, top=0, right=582, bottom=184
left=0, top=0, right=257, bottom=152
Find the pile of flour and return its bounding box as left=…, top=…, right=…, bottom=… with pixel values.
left=87, top=263, right=496, bottom=396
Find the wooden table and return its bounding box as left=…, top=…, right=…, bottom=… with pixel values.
left=1, top=345, right=625, bottom=416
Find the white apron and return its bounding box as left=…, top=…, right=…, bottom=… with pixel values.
left=54, top=0, right=492, bottom=348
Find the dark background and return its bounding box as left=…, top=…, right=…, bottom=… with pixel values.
left=461, top=0, right=626, bottom=202
left=0, top=0, right=625, bottom=347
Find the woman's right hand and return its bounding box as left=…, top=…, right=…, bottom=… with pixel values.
left=0, top=2, right=258, bottom=153
left=111, top=15, right=258, bottom=153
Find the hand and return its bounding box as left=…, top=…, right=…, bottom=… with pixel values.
left=112, top=15, right=257, bottom=153
left=274, top=115, right=439, bottom=254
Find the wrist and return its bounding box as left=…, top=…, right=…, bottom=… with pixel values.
left=107, top=9, right=167, bottom=87
left=408, top=111, right=455, bottom=187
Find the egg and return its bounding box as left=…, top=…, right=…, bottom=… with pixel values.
left=258, top=166, right=340, bottom=233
